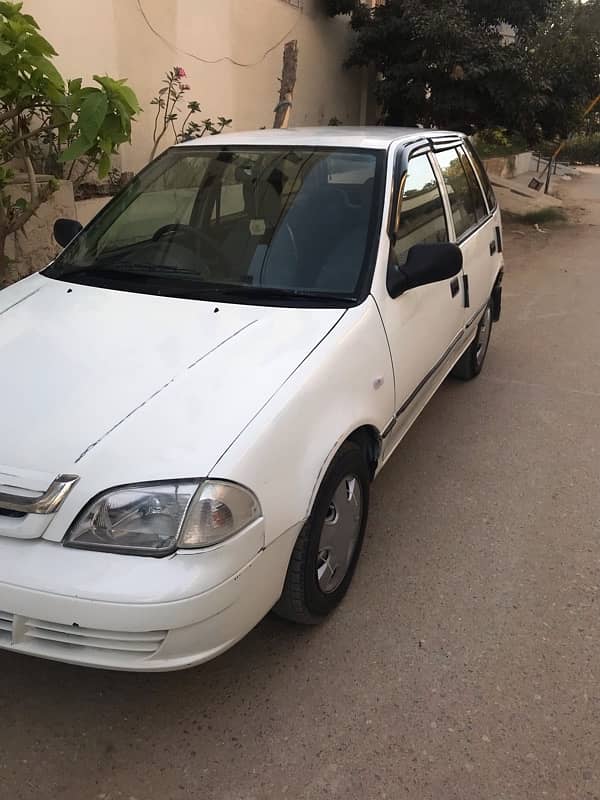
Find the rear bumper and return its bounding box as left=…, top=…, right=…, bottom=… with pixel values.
left=0, top=523, right=300, bottom=671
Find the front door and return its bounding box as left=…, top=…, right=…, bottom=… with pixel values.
left=377, top=147, right=466, bottom=457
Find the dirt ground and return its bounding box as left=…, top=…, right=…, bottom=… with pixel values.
left=1, top=172, right=600, bottom=800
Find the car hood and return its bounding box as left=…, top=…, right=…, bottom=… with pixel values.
left=0, top=275, right=345, bottom=492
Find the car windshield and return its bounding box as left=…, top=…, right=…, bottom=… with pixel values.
left=45, top=145, right=384, bottom=306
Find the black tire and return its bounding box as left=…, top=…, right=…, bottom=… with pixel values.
left=452, top=301, right=493, bottom=381
left=274, top=441, right=370, bottom=625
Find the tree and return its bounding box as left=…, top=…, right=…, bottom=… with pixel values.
left=526, top=0, right=600, bottom=140
left=323, top=0, right=554, bottom=27
left=320, top=0, right=563, bottom=139
left=149, top=66, right=232, bottom=161
left=0, top=1, right=139, bottom=286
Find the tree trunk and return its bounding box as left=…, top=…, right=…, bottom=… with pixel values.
left=0, top=232, right=18, bottom=289
left=273, top=41, right=299, bottom=129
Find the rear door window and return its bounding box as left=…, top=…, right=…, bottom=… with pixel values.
left=458, top=148, right=488, bottom=221
left=393, top=153, right=448, bottom=266
left=463, top=140, right=497, bottom=211
left=435, top=147, right=486, bottom=239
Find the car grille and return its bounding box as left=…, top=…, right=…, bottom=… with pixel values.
left=0, top=610, right=166, bottom=660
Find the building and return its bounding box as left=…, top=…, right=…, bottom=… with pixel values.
left=24, top=0, right=369, bottom=172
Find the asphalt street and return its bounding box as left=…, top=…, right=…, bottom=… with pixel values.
left=1, top=171, right=600, bottom=800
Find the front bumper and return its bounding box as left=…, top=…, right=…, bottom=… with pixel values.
left=0, top=522, right=300, bottom=671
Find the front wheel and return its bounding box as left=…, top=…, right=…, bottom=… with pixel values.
left=274, top=441, right=370, bottom=624
left=452, top=301, right=493, bottom=381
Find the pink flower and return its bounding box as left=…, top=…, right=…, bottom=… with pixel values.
left=174, top=66, right=187, bottom=79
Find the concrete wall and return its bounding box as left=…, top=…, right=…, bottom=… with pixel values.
left=76, top=197, right=110, bottom=227
left=24, top=0, right=363, bottom=173
left=5, top=181, right=76, bottom=282
left=483, top=152, right=533, bottom=180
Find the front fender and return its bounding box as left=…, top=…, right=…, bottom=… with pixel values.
left=211, top=297, right=395, bottom=547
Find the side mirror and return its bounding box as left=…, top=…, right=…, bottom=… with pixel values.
left=387, top=243, right=463, bottom=299
left=54, top=218, right=83, bottom=248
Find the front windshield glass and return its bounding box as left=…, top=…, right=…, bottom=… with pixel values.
left=45, top=146, right=384, bottom=306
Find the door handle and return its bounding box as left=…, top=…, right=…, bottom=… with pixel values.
left=450, top=277, right=460, bottom=297
left=489, top=240, right=497, bottom=256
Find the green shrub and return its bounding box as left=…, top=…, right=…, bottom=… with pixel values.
left=0, top=1, right=139, bottom=286
left=558, top=134, right=600, bottom=165
left=515, top=208, right=567, bottom=225
left=475, top=129, right=530, bottom=158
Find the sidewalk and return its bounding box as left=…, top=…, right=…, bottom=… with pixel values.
left=492, top=170, right=565, bottom=216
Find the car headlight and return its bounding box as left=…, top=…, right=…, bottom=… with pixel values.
left=64, top=480, right=262, bottom=556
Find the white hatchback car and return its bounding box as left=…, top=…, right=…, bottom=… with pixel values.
left=0, top=128, right=503, bottom=671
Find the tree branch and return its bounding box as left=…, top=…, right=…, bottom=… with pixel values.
left=72, top=156, right=97, bottom=188
left=0, top=194, right=7, bottom=232
left=0, top=107, right=26, bottom=126
left=3, top=122, right=52, bottom=155
left=149, top=125, right=170, bottom=161
left=178, top=109, right=194, bottom=140
left=21, top=152, right=39, bottom=206
left=6, top=181, right=54, bottom=236
left=152, top=101, right=162, bottom=146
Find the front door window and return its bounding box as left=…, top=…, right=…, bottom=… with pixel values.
left=393, top=153, right=449, bottom=267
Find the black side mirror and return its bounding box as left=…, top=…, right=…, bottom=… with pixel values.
left=54, top=218, right=83, bottom=248
left=387, top=243, right=463, bottom=299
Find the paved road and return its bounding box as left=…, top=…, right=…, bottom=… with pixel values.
left=2, top=175, right=600, bottom=800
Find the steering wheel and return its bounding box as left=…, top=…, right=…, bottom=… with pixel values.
left=152, top=223, right=234, bottom=275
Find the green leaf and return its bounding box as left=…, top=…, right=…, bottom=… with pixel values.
left=29, top=55, right=64, bottom=89
left=93, top=75, right=139, bottom=114
left=114, top=83, right=140, bottom=114
left=0, top=1, right=23, bottom=18
left=102, top=113, right=125, bottom=138
left=78, top=91, right=108, bottom=143
left=58, top=135, right=93, bottom=162
left=93, top=74, right=119, bottom=94
left=20, top=13, right=40, bottom=29
left=112, top=97, right=133, bottom=127
left=0, top=41, right=12, bottom=56
left=26, top=32, right=57, bottom=57
left=97, top=151, right=111, bottom=179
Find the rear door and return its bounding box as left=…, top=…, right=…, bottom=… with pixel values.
left=432, top=140, right=502, bottom=330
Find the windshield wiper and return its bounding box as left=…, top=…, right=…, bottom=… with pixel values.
left=56, top=263, right=208, bottom=281
left=50, top=267, right=356, bottom=305
left=208, top=285, right=356, bottom=305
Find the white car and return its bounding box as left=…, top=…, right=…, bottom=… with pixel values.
left=0, top=128, right=503, bottom=671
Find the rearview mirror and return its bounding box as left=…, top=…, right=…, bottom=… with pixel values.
left=387, top=243, right=463, bottom=299
left=54, top=218, right=83, bottom=248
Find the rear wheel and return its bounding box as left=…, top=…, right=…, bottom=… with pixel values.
left=274, top=441, right=370, bottom=624
left=452, top=301, right=493, bottom=381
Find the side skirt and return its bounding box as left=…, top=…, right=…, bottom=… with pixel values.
left=378, top=326, right=478, bottom=471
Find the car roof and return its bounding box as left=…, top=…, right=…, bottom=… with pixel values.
left=178, top=126, right=464, bottom=151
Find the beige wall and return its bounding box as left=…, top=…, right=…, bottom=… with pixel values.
left=4, top=181, right=76, bottom=284
left=24, top=0, right=363, bottom=173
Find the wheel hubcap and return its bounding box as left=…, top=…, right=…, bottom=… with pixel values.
left=316, top=475, right=363, bottom=594
left=476, top=306, right=492, bottom=367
